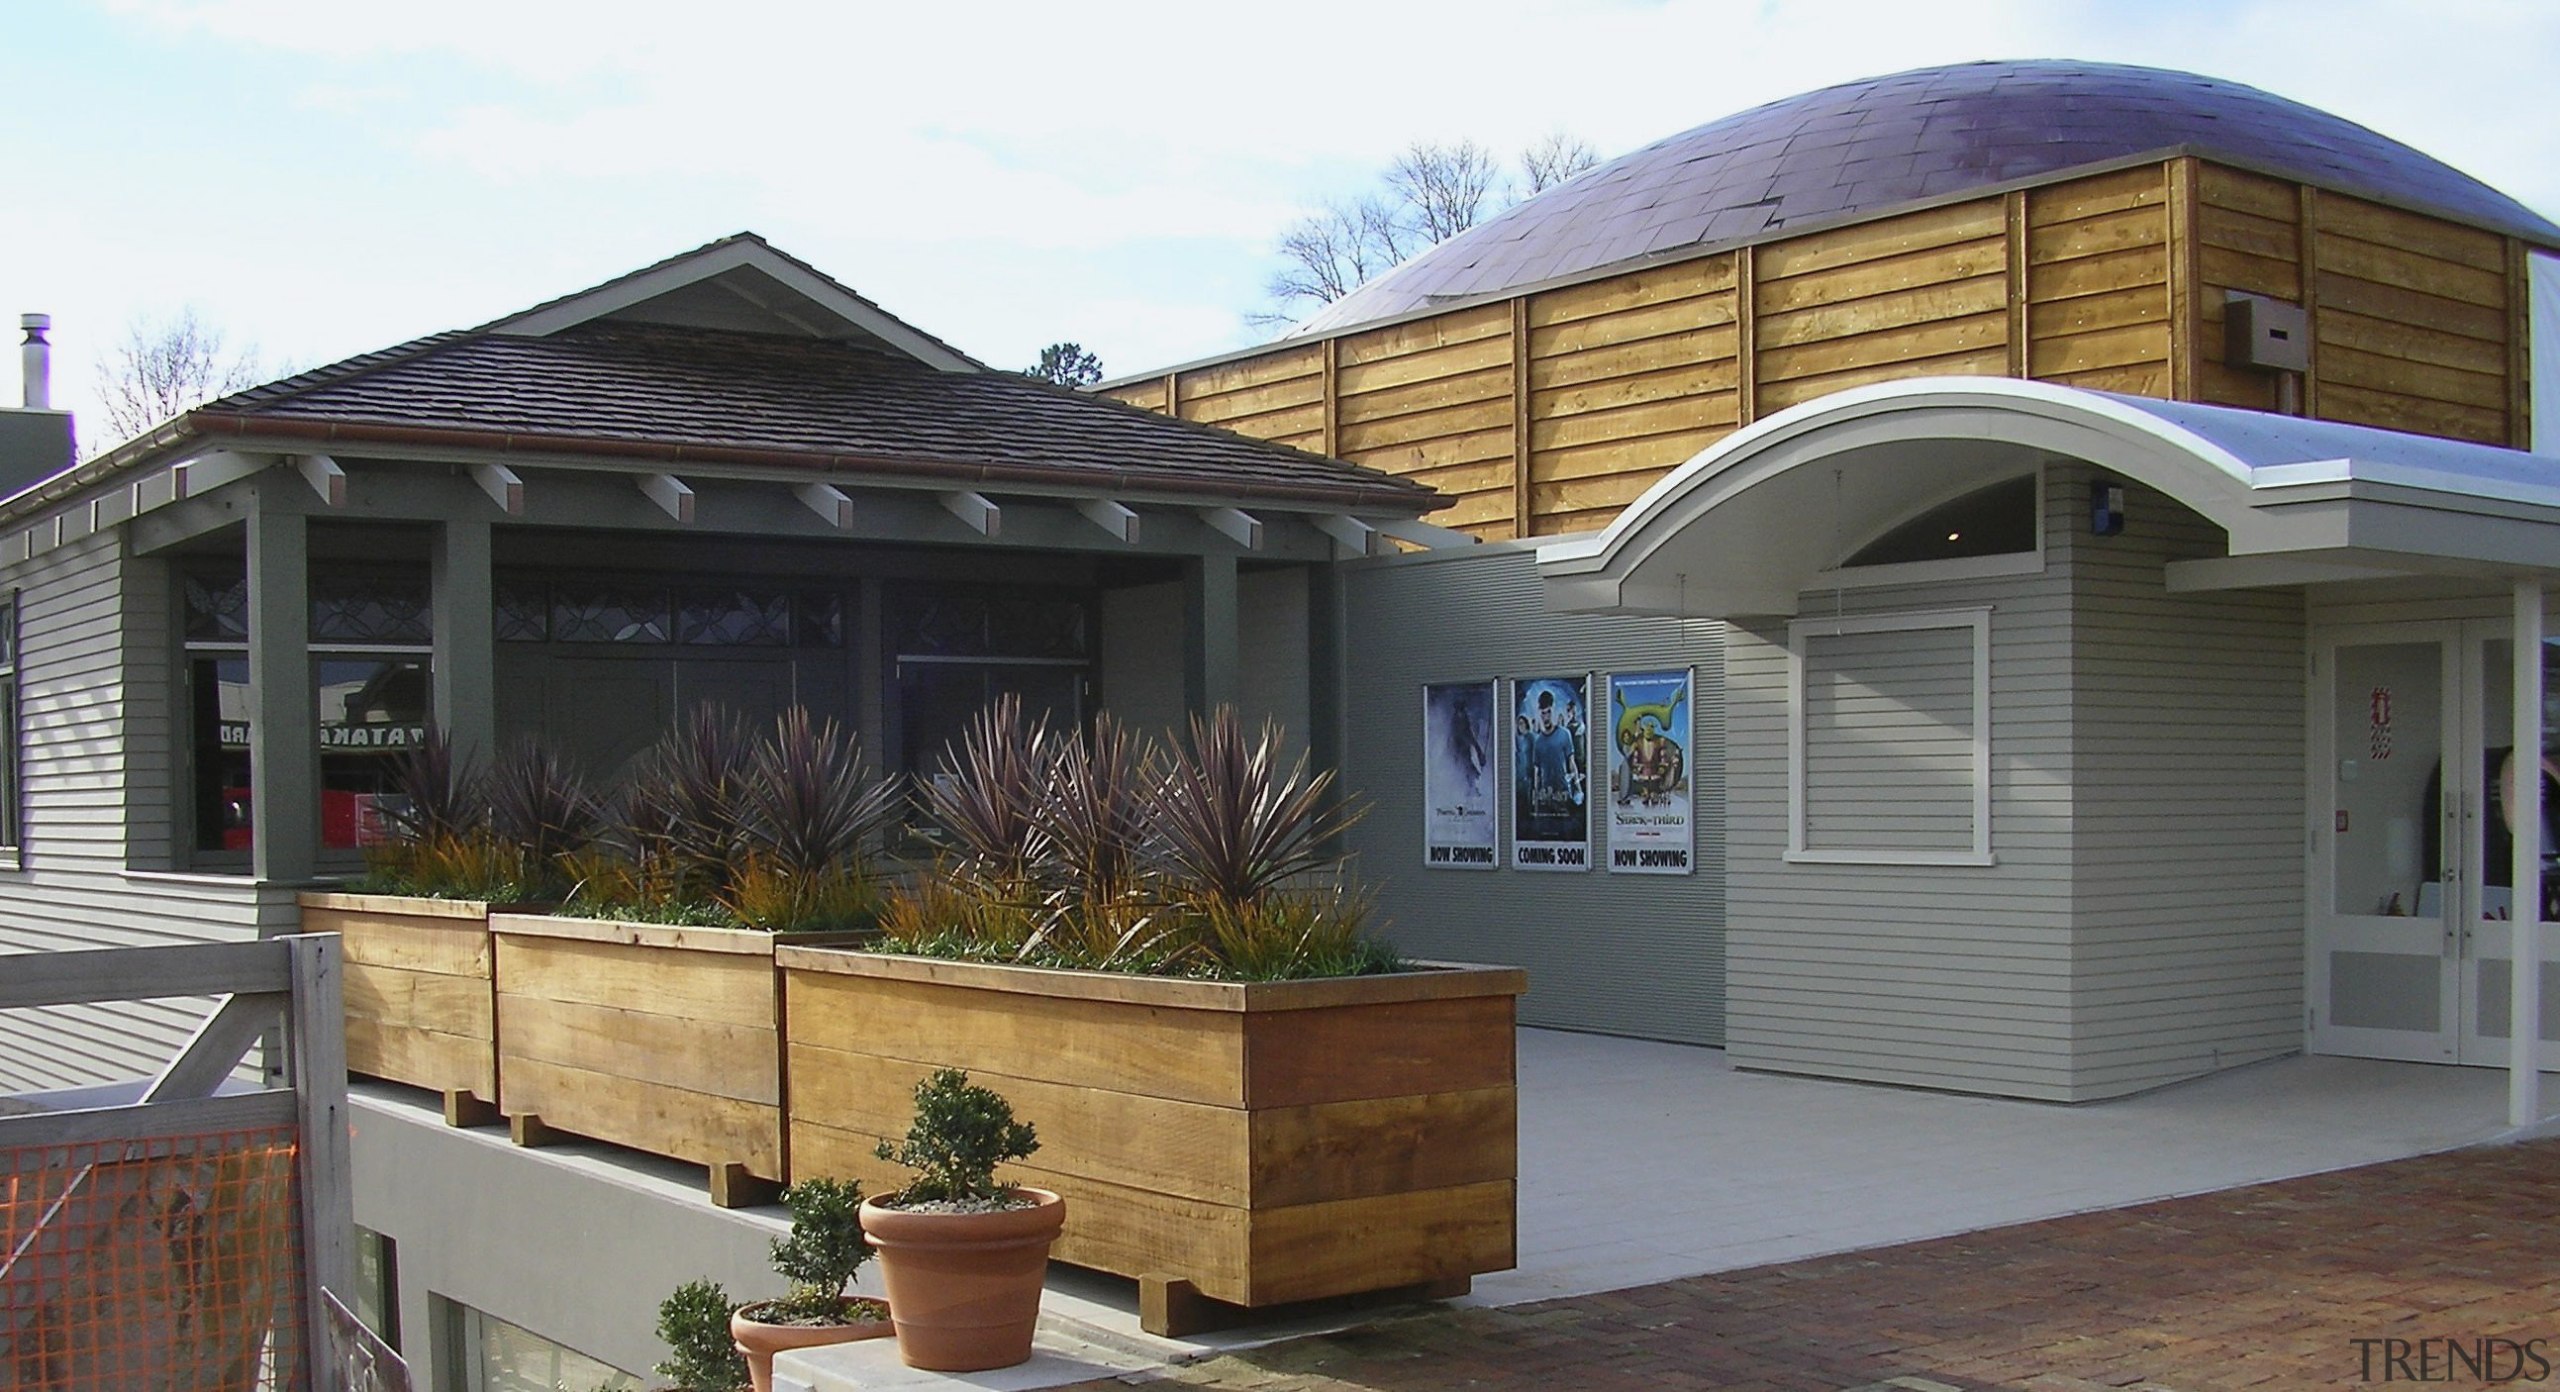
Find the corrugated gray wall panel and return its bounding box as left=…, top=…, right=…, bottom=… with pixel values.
left=1339, top=545, right=1727, bottom=1046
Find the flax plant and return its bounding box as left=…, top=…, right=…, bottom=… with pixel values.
left=914, top=694, right=1055, bottom=885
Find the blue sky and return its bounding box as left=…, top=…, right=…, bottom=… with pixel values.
left=5, top=0, right=2556, bottom=442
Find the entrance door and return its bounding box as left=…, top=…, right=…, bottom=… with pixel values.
left=2311, top=623, right=2560, bottom=1065
left=2456, top=634, right=2560, bottom=1067
left=2313, top=630, right=2459, bottom=1061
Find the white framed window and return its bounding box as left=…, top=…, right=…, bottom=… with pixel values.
left=1811, top=470, right=2045, bottom=591
left=1787, top=607, right=1992, bottom=867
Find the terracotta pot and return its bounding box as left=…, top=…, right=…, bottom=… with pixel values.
left=728, top=1302, right=893, bottom=1392
left=858, top=1188, right=1065, bottom=1372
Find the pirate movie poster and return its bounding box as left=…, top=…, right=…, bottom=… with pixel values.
left=1421, top=681, right=1498, bottom=869
left=1606, top=668, right=1694, bottom=875
left=1511, top=674, right=1591, bottom=871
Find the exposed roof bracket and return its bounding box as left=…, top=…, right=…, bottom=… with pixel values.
left=1076, top=498, right=1140, bottom=544
left=941, top=490, right=1000, bottom=537
left=172, top=449, right=273, bottom=499
left=641, top=473, right=695, bottom=523
left=1376, top=516, right=1479, bottom=549
left=473, top=463, right=525, bottom=515
left=296, top=454, right=346, bottom=507
left=797, top=482, right=854, bottom=529
left=1200, top=506, right=1262, bottom=550
left=1313, top=513, right=1381, bottom=558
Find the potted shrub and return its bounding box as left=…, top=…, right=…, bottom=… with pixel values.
left=301, top=728, right=551, bottom=1126
left=781, top=701, right=1524, bottom=1335
left=654, top=1278, right=749, bottom=1392
left=728, top=1178, right=892, bottom=1392
left=857, top=1069, right=1061, bottom=1372
left=493, top=706, right=898, bottom=1205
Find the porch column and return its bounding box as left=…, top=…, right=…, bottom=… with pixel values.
left=432, top=519, right=498, bottom=767
left=247, top=501, right=315, bottom=882
left=2512, top=580, right=2545, bottom=1128
left=1183, top=553, right=1239, bottom=717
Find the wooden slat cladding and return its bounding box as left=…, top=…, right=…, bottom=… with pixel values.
left=1753, top=199, right=2010, bottom=416
left=2025, top=165, right=2171, bottom=395
left=1175, top=343, right=1327, bottom=453
left=1103, top=157, right=2542, bottom=540
left=1523, top=257, right=1741, bottom=537
left=1334, top=303, right=1518, bottom=540
left=2192, top=164, right=2301, bottom=411
left=2310, top=191, right=2513, bottom=443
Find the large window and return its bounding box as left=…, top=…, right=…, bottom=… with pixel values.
left=185, top=567, right=432, bottom=857
left=1788, top=608, right=1993, bottom=867
left=889, top=584, right=1090, bottom=778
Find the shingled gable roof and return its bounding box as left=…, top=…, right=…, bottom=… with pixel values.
left=35, top=237, right=1436, bottom=518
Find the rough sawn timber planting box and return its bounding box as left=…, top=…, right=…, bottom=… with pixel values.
left=777, top=947, right=1525, bottom=1335
left=490, top=912, right=808, bottom=1207
left=300, top=891, right=502, bottom=1126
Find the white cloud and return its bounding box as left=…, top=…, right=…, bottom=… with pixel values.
left=23, top=0, right=2558, bottom=437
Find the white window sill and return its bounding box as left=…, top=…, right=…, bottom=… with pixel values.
left=1783, top=849, right=1998, bottom=868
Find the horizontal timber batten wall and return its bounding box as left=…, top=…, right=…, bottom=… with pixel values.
left=1105, top=158, right=2541, bottom=539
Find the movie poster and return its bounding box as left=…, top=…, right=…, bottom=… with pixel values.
left=1421, top=682, right=1498, bottom=869
left=1510, top=674, right=1591, bottom=871
left=1606, top=668, right=1694, bottom=875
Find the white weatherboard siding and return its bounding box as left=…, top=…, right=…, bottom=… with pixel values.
left=1730, top=463, right=2306, bottom=1101
left=0, top=532, right=285, bottom=1096
left=1725, top=480, right=2077, bottom=1096
left=2063, top=467, right=2305, bottom=1096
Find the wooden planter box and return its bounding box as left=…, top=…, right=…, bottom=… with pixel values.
left=489, top=913, right=804, bottom=1207
left=778, top=948, right=1526, bottom=1335
left=299, top=892, right=500, bottom=1126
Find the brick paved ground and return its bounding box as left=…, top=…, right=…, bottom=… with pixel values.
left=1076, top=1139, right=2560, bottom=1392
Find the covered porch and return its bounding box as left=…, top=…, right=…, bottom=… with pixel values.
left=1538, top=377, right=2560, bottom=1118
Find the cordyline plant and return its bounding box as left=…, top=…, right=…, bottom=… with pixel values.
left=356, top=725, right=550, bottom=901
left=617, top=704, right=756, bottom=903
left=1153, top=708, right=1364, bottom=913
left=382, top=725, right=481, bottom=845
left=473, top=737, right=599, bottom=899
left=874, top=1069, right=1039, bottom=1208
left=915, top=693, right=1054, bottom=886
left=882, top=702, right=1400, bottom=981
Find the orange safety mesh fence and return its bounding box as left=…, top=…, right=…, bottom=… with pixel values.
left=2, top=1126, right=306, bottom=1392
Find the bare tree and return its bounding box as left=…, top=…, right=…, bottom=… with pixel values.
left=97, top=307, right=264, bottom=447
left=1520, top=132, right=1600, bottom=194
left=1259, top=132, right=1606, bottom=324
left=1386, top=140, right=1505, bottom=242
left=1260, top=195, right=1416, bottom=324
left=1025, top=342, right=1104, bottom=387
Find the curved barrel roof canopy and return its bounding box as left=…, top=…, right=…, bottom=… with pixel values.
left=1297, top=60, right=2560, bottom=334
left=1536, top=379, right=2560, bottom=617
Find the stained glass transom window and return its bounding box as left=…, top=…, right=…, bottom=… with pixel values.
left=312, top=574, right=432, bottom=645
left=678, top=588, right=791, bottom=646
left=891, top=588, right=1088, bottom=660
left=495, top=582, right=550, bottom=642
left=183, top=573, right=250, bottom=642
left=551, top=584, right=672, bottom=644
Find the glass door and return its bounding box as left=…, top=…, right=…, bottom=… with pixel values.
left=2457, top=635, right=2560, bottom=1067
left=2313, top=631, right=2459, bottom=1061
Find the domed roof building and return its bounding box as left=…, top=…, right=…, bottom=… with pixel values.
left=1298, top=60, right=2560, bottom=335
left=1107, top=60, right=2558, bottom=540
left=1100, top=61, right=2560, bottom=1108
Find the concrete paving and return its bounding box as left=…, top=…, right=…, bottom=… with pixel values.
left=782, top=1029, right=2554, bottom=1389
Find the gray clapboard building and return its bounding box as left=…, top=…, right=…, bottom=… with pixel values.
left=4, top=58, right=2560, bottom=1387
